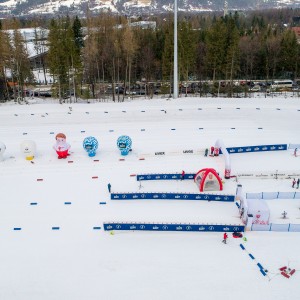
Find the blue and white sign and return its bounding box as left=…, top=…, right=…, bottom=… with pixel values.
left=104, top=223, right=244, bottom=232
left=136, top=173, right=195, bottom=181
left=225, top=144, right=287, bottom=154
left=111, top=193, right=235, bottom=202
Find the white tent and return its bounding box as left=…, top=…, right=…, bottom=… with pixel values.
left=245, top=198, right=270, bottom=225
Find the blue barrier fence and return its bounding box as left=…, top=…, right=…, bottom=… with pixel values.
left=104, top=223, right=245, bottom=232
left=223, top=144, right=287, bottom=154
left=136, top=173, right=195, bottom=181
left=246, top=191, right=300, bottom=199
left=111, top=193, right=235, bottom=202
left=238, top=243, right=268, bottom=278
left=251, top=223, right=300, bottom=232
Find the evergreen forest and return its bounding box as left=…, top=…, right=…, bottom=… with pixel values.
left=1, top=8, right=300, bottom=101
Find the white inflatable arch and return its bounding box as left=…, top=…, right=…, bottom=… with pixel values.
left=215, top=139, right=231, bottom=179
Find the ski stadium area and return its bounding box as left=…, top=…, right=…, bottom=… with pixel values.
left=0, top=96, right=299, bottom=300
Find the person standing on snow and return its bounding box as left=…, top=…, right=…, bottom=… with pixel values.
left=204, top=148, right=208, bottom=157
left=294, top=148, right=298, bottom=157
left=107, top=183, right=111, bottom=193
left=222, top=232, right=228, bottom=244
left=240, top=207, right=245, bottom=219
left=292, top=178, right=296, bottom=188
left=210, top=146, right=214, bottom=156
left=297, top=178, right=300, bottom=189
left=214, top=147, right=219, bottom=156
left=181, top=170, right=185, bottom=180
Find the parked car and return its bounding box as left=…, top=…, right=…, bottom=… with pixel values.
left=249, top=85, right=261, bottom=92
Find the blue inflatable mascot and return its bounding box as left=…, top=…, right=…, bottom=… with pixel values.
left=117, top=135, right=132, bottom=156
left=83, top=136, right=99, bottom=157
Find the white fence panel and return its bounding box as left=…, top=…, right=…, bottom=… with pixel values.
left=294, top=192, right=300, bottom=199
left=262, top=192, right=278, bottom=199
left=277, top=192, right=296, bottom=199
left=270, top=224, right=289, bottom=231
left=246, top=192, right=262, bottom=199
left=289, top=224, right=300, bottom=232
left=251, top=224, right=270, bottom=231
left=288, top=144, right=300, bottom=149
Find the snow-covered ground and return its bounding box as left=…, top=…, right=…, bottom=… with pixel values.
left=0, top=97, right=300, bottom=300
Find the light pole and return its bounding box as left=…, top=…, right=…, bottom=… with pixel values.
left=173, top=0, right=178, bottom=99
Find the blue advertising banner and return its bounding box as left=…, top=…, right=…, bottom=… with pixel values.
left=224, top=144, right=287, bottom=154
left=104, top=223, right=245, bottom=232
left=111, top=193, right=235, bottom=202
left=136, top=173, right=195, bottom=181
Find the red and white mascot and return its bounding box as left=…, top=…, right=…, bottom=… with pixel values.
left=53, top=133, right=71, bottom=159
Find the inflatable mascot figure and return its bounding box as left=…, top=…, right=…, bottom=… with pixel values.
left=20, top=140, right=36, bottom=160
left=53, top=133, right=71, bottom=159
left=83, top=136, right=98, bottom=157
left=117, top=135, right=132, bottom=156
left=0, top=141, right=6, bottom=161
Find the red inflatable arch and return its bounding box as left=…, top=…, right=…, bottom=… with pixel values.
left=194, top=168, right=223, bottom=192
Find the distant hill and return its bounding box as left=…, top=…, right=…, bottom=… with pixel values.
left=0, top=0, right=300, bottom=19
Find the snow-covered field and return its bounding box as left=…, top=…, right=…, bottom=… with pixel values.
left=0, top=97, right=300, bottom=300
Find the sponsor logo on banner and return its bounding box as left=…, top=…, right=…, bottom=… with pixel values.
left=183, top=150, right=193, bottom=154
left=155, top=152, right=165, bottom=155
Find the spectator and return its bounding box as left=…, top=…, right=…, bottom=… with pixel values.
left=214, top=147, right=219, bottom=156
left=181, top=170, right=185, bottom=180
left=240, top=207, right=245, bottom=218
left=204, top=148, right=208, bottom=157
left=222, top=232, right=228, bottom=244
left=107, top=183, right=111, bottom=193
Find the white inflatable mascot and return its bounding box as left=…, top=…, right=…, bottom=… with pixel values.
left=0, top=141, right=6, bottom=161
left=53, top=133, right=71, bottom=159
left=20, top=140, right=36, bottom=160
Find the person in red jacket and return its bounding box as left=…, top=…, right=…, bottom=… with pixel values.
left=181, top=170, right=185, bottom=180
left=222, top=232, right=228, bottom=244
left=214, top=147, right=219, bottom=156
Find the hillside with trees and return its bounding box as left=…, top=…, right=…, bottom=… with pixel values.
left=0, top=8, right=300, bottom=101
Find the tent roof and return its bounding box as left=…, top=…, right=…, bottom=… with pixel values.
left=246, top=198, right=269, bottom=212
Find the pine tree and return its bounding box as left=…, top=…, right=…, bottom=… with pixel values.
left=205, top=18, right=227, bottom=82
left=162, top=18, right=174, bottom=94
left=10, top=20, right=33, bottom=102
left=47, top=17, right=82, bottom=102
left=178, top=20, right=197, bottom=95
left=278, top=29, right=299, bottom=79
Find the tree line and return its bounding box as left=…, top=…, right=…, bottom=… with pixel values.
left=0, top=8, right=300, bottom=101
